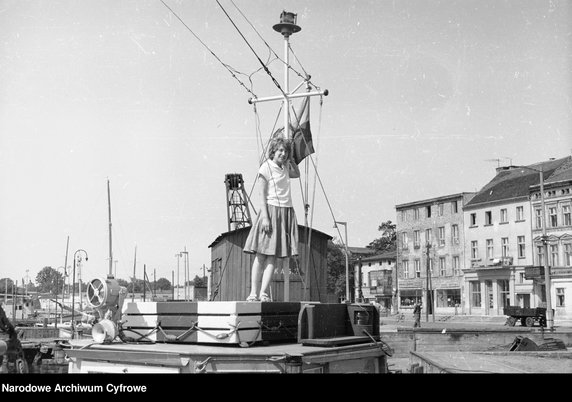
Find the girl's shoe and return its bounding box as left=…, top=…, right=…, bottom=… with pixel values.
left=246, top=295, right=259, bottom=302
left=260, top=292, right=271, bottom=302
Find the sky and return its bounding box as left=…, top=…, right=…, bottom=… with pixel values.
left=1, top=0, right=571, bottom=287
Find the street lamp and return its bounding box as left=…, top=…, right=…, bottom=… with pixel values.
left=515, top=164, right=554, bottom=330
left=71, top=249, right=88, bottom=339
left=334, top=221, right=350, bottom=303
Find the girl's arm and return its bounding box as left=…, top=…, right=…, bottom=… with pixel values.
left=258, top=175, right=271, bottom=233
left=287, top=157, right=300, bottom=179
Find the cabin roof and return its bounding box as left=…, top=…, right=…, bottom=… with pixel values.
left=208, top=224, right=333, bottom=248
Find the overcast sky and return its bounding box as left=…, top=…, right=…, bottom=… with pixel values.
left=1, top=0, right=570, bottom=286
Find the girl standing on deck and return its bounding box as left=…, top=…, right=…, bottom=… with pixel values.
left=243, top=136, right=300, bottom=302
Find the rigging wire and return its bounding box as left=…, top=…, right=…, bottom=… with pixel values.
left=216, top=0, right=285, bottom=97
left=159, top=0, right=257, bottom=98
left=229, top=0, right=322, bottom=91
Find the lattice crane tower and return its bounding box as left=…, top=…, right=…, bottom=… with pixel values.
left=224, top=173, right=252, bottom=231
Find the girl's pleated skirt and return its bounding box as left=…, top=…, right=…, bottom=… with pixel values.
left=243, top=205, right=298, bottom=258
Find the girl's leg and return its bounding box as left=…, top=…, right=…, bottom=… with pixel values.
left=248, top=253, right=266, bottom=300
left=260, top=255, right=276, bottom=300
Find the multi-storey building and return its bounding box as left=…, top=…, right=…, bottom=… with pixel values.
left=396, top=193, right=475, bottom=314
left=528, top=157, right=572, bottom=320
left=352, top=250, right=396, bottom=311
left=463, top=157, right=570, bottom=317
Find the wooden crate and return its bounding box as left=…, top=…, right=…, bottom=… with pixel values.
left=120, top=301, right=305, bottom=345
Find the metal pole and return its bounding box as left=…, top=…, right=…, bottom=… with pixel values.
left=71, top=259, right=76, bottom=339
left=58, top=236, right=70, bottom=329
left=175, top=253, right=181, bottom=300
left=426, top=243, right=430, bottom=322
left=539, top=167, right=554, bottom=330
left=283, top=33, right=290, bottom=139
left=107, top=179, right=113, bottom=278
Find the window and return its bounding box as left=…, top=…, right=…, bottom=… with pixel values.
left=471, top=241, right=479, bottom=259
left=453, top=256, right=460, bottom=276
left=536, top=245, right=545, bottom=266
left=413, top=230, right=420, bottom=248
left=501, top=237, right=509, bottom=257
left=414, top=208, right=420, bottom=220
left=563, top=205, right=571, bottom=226
left=500, top=208, right=508, bottom=223
left=565, top=244, right=572, bottom=266
left=436, top=289, right=461, bottom=307
left=498, top=280, right=510, bottom=308
left=402, top=260, right=409, bottom=279
left=518, top=272, right=525, bottom=284
left=517, top=236, right=525, bottom=259
left=425, top=229, right=432, bottom=244
left=486, top=239, right=494, bottom=260
left=470, top=213, right=477, bottom=226
left=438, top=203, right=444, bottom=216
left=452, top=200, right=458, bottom=214
left=556, top=288, right=565, bottom=307
left=451, top=224, right=459, bottom=244
left=426, top=205, right=431, bottom=218
left=438, top=226, right=445, bottom=246
left=415, top=260, right=421, bottom=278
left=401, top=232, right=408, bottom=249
left=439, top=257, right=446, bottom=276
left=550, top=244, right=559, bottom=266
left=535, top=209, right=543, bottom=229
left=516, top=206, right=524, bottom=221
left=549, top=207, right=558, bottom=227
left=485, top=211, right=492, bottom=225
left=470, top=281, right=481, bottom=307
left=401, top=210, right=408, bottom=222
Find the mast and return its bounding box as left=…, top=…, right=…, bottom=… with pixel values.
left=107, top=179, right=113, bottom=278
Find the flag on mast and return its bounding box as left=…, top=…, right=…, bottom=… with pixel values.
left=291, top=97, right=314, bottom=165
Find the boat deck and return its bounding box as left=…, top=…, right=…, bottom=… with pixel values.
left=65, top=337, right=387, bottom=373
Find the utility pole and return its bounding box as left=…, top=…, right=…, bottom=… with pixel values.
left=132, top=246, right=137, bottom=303
left=175, top=253, right=182, bottom=300
left=425, top=243, right=435, bottom=322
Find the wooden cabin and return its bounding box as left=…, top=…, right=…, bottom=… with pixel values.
left=208, top=225, right=332, bottom=302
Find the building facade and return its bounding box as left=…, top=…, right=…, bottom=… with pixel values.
left=463, top=157, right=571, bottom=317
left=396, top=193, right=475, bottom=315
left=353, top=250, right=396, bottom=311
left=528, top=157, right=572, bottom=320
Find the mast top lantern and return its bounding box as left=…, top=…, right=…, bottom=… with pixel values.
left=273, top=11, right=301, bottom=37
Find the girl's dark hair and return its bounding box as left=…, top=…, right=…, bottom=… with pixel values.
left=268, top=136, right=292, bottom=160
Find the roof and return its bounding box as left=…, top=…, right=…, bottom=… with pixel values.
left=542, top=158, right=572, bottom=185
left=347, top=246, right=376, bottom=256
left=396, top=192, right=475, bottom=209
left=357, top=250, right=396, bottom=263
left=208, top=224, right=333, bottom=248
left=465, top=156, right=571, bottom=209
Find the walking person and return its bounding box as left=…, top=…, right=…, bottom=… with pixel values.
left=413, top=302, right=422, bottom=328
left=243, top=136, right=300, bottom=302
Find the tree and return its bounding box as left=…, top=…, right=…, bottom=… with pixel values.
left=191, top=275, right=207, bottom=288
left=326, top=241, right=354, bottom=301
left=0, top=278, right=15, bottom=294
left=155, top=277, right=171, bottom=291
left=367, top=220, right=397, bottom=253
left=35, top=266, right=64, bottom=295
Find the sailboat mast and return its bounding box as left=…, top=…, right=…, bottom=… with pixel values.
left=283, top=33, right=290, bottom=139
left=107, top=179, right=113, bottom=278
